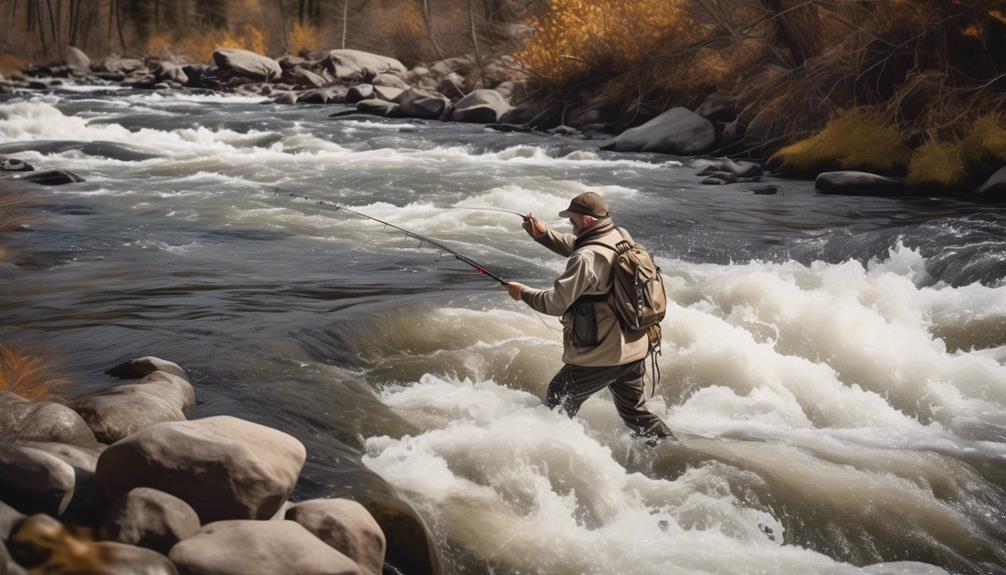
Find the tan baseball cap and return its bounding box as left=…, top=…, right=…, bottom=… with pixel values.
left=558, top=192, right=610, bottom=218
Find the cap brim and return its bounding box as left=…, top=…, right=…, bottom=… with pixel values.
left=558, top=209, right=576, bottom=218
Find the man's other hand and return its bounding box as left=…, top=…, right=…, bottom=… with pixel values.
left=504, top=282, right=525, bottom=300
left=522, top=214, right=546, bottom=240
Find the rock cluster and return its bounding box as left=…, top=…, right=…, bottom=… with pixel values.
left=0, top=356, right=408, bottom=575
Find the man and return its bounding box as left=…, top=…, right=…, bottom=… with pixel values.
left=504, top=192, right=675, bottom=441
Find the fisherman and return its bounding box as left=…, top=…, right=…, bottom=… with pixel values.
left=504, top=192, right=675, bottom=442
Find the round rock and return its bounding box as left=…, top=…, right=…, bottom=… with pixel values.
left=286, top=499, right=385, bottom=575
left=0, top=391, right=97, bottom=447
left=0, top=444, right=76, bottom=516
left=602, top=107, right=715, bottom=155
left=72, top=372, right=195, bottom=443
left=105, top=488, right=200, bottom=554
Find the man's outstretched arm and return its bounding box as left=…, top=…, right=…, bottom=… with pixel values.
left=506, top=252, right=596, bottom=316
left=523, top=214, right=575, bottom=257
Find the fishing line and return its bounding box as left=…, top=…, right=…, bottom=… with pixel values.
left=447, top=206, right=525, bottom=217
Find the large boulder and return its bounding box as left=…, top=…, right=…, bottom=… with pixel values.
left=169, top=520, right=360, bottom=575
left=19, top=170, right=85, bottom=186
left=0, top=444, right=76, bottom=516
left=373, top=73, right=409, bottom=90
left=95, top=416, right=306, bottom=523
left=973, top=165, right=1006, bottom=200
left=0, top=500, right=26, bottom=540
left=72, top=372, right=195, bottom=444
left=9, top=514, right=176, bottom=575
left=601, top=107, right=715, bottom=155
left=105, top=356, right=187, bottom=381
left=18, top=441, right=103, bottom=524
left=372, top=85, right=404, bottom=102
left=289, top=66, right=328, bottom=89
left=450, top=89, right=511, bottom=123
left=297, top=88, right=346, bottom=104
left=0, top=391, right=97, bottom=447
left=815, top=171, right=906, bottom=196
left=355, top=99, right=398, bottom=117
left=105, top=488, right=200, bottom=554
left=393, top=90, right=450, bottom=120
left=321, top=50, right=406, bottom=81
left=212, top=49, right=282, bottom=82
left=436, top=73, right=465, bottom=101
left=286, top=499, right=384, bottom=575
left=154, top=62, right=188, bottom=85
left=345, top=84, right=374, bottom=103
left=65, top=46, right=90, bottom=74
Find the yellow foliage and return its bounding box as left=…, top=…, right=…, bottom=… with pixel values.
left=768, top=109, right=912, bottom=177
left=520, top=0, right=689, bottom=82
left=960, top=114, right=1006, bottom=174
left=0, top=344, right=67, bottom=401
left=146, top=26, right=272, bottom=63
left=290, top=23, right=321, bottom=54
left=0, top=53, right=26, bottom=75
left=906, top=142, right=967, bottom=190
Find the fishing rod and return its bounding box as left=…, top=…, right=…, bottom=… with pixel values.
left=448, top=206, right=525, bottom=217
left=275, top=190, right=510, bottom=285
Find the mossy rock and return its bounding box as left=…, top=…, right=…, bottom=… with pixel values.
left=767, top=109, right=911, bottom=178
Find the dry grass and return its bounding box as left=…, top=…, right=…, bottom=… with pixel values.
left=961, top=114, right=1006, bottom=177
left=290, top=23, right=322, bottom=55
left=767, top=109, right=912, bottom=177
left=0, top=52, right=26, bottom=75
left=145, top=25, right=271, bottom=62
left=907, top=142, right=967, bottom=190
left=0, top=344, right=68, bottom=401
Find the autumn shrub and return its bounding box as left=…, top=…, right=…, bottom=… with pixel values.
left=0, top=344, right=67, bottom=400
left=907, top=142, right=968, bottom=191
left=767, top=109, right=912, bottom=178
left=145, top=25, right=272, bottom=62
left=961, top=114, right=1006, bottom=178
left=0, top=53, right=26, bottom=75
left=290, top=22, right=321, bottom=55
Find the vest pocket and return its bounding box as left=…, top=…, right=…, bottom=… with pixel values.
left=571, top=301, right=599, bottom=348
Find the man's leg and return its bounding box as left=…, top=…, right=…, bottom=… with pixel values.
left=609, top=359, right=675, bottom=438
left=546, top=364, right=618, bottom=417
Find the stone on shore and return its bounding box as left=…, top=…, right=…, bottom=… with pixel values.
left=286, top=499, right=385, bottom=575
left=973, top=165, right=1006, bottom=199
left=345, top=84, right=374, bottom=103
left=17, top=441, right=103, bottom=523
left=372, top=85, right=404, bottom=102
left=19, top=170, right=85, bottom=186
left=154, top=62, right=189, bottom=86
left=289, top=66, right=328, bottom=89
left=436, top=73, right=465, bottom=101
left=0, top=500, right=26, bottom=540
left=66, top=46, right=90, bottom=73
left=373, top=73, right=409, bottom=90
left=0, top=391, right=98, bottom=447
left=297, top=88, right=346, bottom=104
left=169, top=520, right=360, bottom=575
left=0, top=444, right=76, bottom=516
left=394, top=90, right=450, bottom=120
left=96, top=416, right=306, bottom=523
left=356, top=99, right=398, bottom=117
left=601, top=107, right=715, bottom=155
left=105, top=356, right=188, bottom=381
left=105, top=488, right=200, bottom=555
left=691, top=158, right=761, bottom=178
left=450, top=89, right=511, bottom=123
left=72, top=371, right=195, bottom=443
left=322, top=49, right=406, bottom=80
left=815, top=171, right=906, bottom=196
left=212, top=49, right=282, bottom=82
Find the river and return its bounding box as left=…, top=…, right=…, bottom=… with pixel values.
left=1, top=88, right=1005, bottom=575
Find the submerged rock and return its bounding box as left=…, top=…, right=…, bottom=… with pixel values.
left=815, top=171, right=906, bottom=196
left=105, top=356, right=188, bottom=381
left=19, top=170, right=85, bottom=186
left=601, top=107, right=715, bottom=155
left=169, top=520, right=360, bottom=575
left=0, top=158, right=33, bottom=172
left=450, top=89, right=510, bottom=123
left=286, top=499, right=385, bottom=575
left=96, top=416, right=306, bottom=523
left=72, top=371, right=195, bottom=444
left=213, top=49, right=282, bottom=82
left=692, top=158, right=761, bottom=178
left=0, top=391, right=97, bottom=447
left=356, top=99, right=398, bottom=117
left=105, top=487, right=200, bottom=554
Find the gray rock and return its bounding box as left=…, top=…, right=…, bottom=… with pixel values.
left=321, top=49, right=406, bottom=80
left=66, top=46, right=90, bottom=73
left=93, top=541, right=178, bottom=575
left=169, top=520, right=360, bottom=575
left=274, top=92, right=299, bottom=105
left=212, top=49, right=282, bottom=81
left=450, top=89, right=511, bottom=123
left=372, top=85, right=403, bottom=102
left=0, top=500, right=26, bottom=540
left=494, top=80, right=527, bottom=104
left=19, top=170, right=85, bottom=186
left=973, top=165, right=1006, bottom=199
left=72, top=371, right=195, bottom=443
left=154, top=62, right=188, bottom=85
left=95, top=57, right=146, bottom=74
left=752, top=185, right=779, bottom=195
left=0, top=158, right=33, bottom=172
left=695, top=92, right=737, bottom=122
left=815, top=171, right=906, bottom=196
left=105, top=488, right=200, bottom=554
left=373, top=73, right=409, bottom=90
left=0, top=391, right=97, bottom=447
left=0, top=444, right=75, bottom=516
left=96, top=416, right=306, bottom=523
left=547, top=125, right=579, bottom=137
left=436, top=73, right=465, bottom=101
left=602, top=107, right=715, bottom=155
left=17, top=441, right=102, bottom=523
left=105, top=356, right=188, bottom=381
left=278, top=55, right=307, bottom=70
left=296, top=88, right=346, bottom=104
left=286, top=499, right=384, bottom=575
left=345, top=84, right=374, bottom=103
left=356, top=99, right=398, bottom=117
left=692, top=158, right=761, bottom=178
left=393, top=90, right=450, bottom=120
left=701, top=173, right=737, bottom=185
left=289, top=66, right=328, bottom=89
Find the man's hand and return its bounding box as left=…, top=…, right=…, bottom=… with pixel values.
left=504, top=282, right=525, bottom=300
left=522, top=214, right=546, bottom=240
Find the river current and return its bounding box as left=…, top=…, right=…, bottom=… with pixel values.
left=1, top=88, right=1005, bottom=575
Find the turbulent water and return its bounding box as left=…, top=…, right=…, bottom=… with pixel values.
left=2, top=88, right=1006, bottom=575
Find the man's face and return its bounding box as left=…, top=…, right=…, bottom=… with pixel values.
left=569, top=214, right=595, bottom=236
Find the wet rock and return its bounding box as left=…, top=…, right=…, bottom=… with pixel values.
left=450, top=89, right=511, bottom=123
left=274, top=91, right=299, bottom=105
left=815, top=171, right=906, bottom=196
left=213, top=49, right=282, bottom=82
left=499, top=101, right=560, bottom=129
left=436, top=73, right=466, bottom=101
left=692, top=158, right=761, bottom=178
left=297, top=88, right=346, bottom=104
left=364, top=497, right=439, bottom=575
left=0, top=444, right=76, bottom=516
left=345, top=84, right=374, bottom=103
left=289, top=66, right=328, bottom=89
left=321, top=49, right=406, bottom=80
left=286, top=499, right=384, bottom=575
left=701, top=172, right=738, bottom=185
left=372, top=85, right=404, bottom=102
left=72, top=371, right=195, bottom=444
left=582, top=122, right=615, bottom=139
left=278, top=55, right=307, bottom=70
left=169, top=520, right=360, bottom=575
left=66, top=46, right=90, bottom=73
left=96, top=416, right=306, bottom=523
left=0, top=391, right=97, bottom=447
left=752, top=185, right=779, bottom=195
left=154, top=62, right=188, bottom=85
left=0, top=158, right=33, bottom=172
left=393, top=89, right=450, bottom=120
left=9, top=514, right=176, bottom=575
left=973, top=166, right=1006, bottom=200
left=601, top=107, right=715, bottom=155
left=19, top=170, right=85, bottom=186
left=105, top=488, right=200, bottom=554
left=105, top=356, right=188, bottom=381
left=373, top=73, right=409, bottom=90
left=695, top=92, right=737, bottom=122
left=27, top=81, right=48, bottom=90
left=0, top=500, right=26, bottom=540
left=95, top=57, right=146, bottom=75
left=356, top=99, right=398, bottom=117
left=547, top=125, right=579, bottom=137
left=18, top=442, right=103, bottom=524
left=153, top=82, right=172, bottom=91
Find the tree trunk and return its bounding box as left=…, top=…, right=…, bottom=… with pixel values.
left=341, top=0, right=348, bottom=49
left=421, top=0, right=444, bottom=59
left=468, top=0, right=482, bottom=81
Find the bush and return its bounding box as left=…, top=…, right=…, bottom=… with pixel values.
left=907, top=142, right=967, bottom=191
left=961, top=114, right=1006, bottom=178
left=145, top=25, right=271, bottom=62
left=767, top=109, right=912, bottom=178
